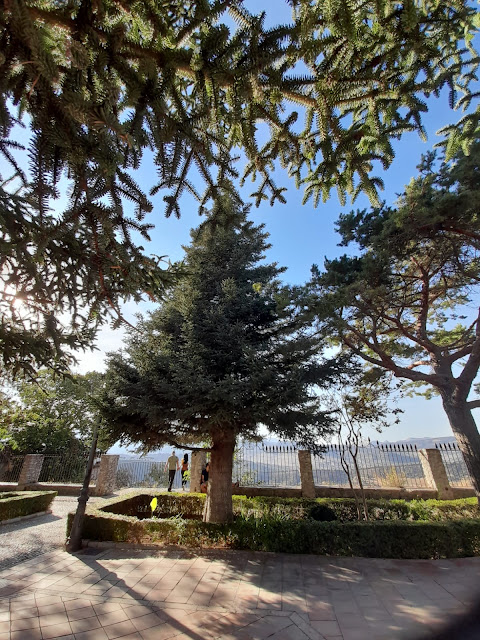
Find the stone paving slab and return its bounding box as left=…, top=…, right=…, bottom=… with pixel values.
left=0, top=548, right=478, bottom=639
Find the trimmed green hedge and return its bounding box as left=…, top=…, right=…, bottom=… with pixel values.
left=66, top=491, right=480, bottom=558
left=67, top=510, right=480, bottom=559
left=99, top=492, right=480, bottom=523
left=0, top=491, right=57, bottom=522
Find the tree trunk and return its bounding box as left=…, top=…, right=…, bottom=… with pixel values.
left=441, top=396, right=480, bottom=502
left=352, top=453, right=369, bottom=521
left=203, top=430, right=235, bottom=523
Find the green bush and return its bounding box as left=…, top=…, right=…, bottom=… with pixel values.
left=231, top=495, right=480, bottom=522
left=69, top=509, right=480, bottom=559
left=0, top=491, right=57, bottom=522
left=70, top=491, right=480, bottom=558
left=98, top=492, right=480, bottom=523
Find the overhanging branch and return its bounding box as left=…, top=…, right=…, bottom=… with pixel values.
left=168, top=440, right=212, bottom=453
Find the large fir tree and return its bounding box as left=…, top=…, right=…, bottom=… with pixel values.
left=101, top=199, right=339, bottom=522
left=0, top=0, right=478, bottom=377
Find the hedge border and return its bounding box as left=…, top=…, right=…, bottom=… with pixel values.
left=0, top=490, right=57, bottom=522
left=66, top=491, right=480, bottom=559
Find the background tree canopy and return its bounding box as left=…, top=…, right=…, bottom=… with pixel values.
left=0, top=370, right=110, bottom=456
left=0, top=0, right=478, bottom=377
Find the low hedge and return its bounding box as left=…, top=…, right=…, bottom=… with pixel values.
left=0, top=490, right=57, bottom=522
left=67, top=491, right=480, bottom=558
left=99, top=492, right=480, bottom=523
left=68, top=510, right=480, bottom=559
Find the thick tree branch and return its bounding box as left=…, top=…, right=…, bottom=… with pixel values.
left=168, top=441, right=212, bottom=452
left=342, top=330, right=441, bottom=385
left=467, top=399, right=480, bottom=410
left=456, top=307, right=480, bottom=393
left=446, top=339, right=476, bottom=364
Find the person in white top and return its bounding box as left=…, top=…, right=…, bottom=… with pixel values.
left=164, top=451, right=180, bottom=492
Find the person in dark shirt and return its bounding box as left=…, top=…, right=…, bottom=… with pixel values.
left=200, top=463, right=210, bottom=493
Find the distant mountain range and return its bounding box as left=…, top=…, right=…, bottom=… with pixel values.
left=115, top=435, right=457, bottom=462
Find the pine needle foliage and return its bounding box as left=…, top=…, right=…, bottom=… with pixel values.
left=306, top=141, right=480, bottom=500
left=0, top=0, right=478, bottom=376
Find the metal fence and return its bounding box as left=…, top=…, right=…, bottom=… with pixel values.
left=232, top=442, right=300, bottom=487
left=38, top=454, right=95, bottom=484
left=312, top=443, right=429, bottom=489
left=436, top=442, right=472, bottom=488
left=116, top=458, right=184, bottom=490
left=0, top=455, right=25, bottom=483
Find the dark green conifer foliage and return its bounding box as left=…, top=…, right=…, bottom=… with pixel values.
left=0, top=1, right=478, bottom=376
left=102, top=199, right=338, bottom=522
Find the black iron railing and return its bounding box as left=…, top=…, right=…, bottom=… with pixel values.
left=435, top=442, right=472, bottom=488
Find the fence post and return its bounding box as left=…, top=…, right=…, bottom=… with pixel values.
left=190, top=451, right=206, bottom=493
left=419, top=448, right=451, bottom=499
left=17, top=454, right=44, bottom=489
left=298, top=450, right=316, bottom=498
left=94, top=455, right=120, bottom=496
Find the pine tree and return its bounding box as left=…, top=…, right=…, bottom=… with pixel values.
left=0, top=1, right=478, bottom=376
left=307, top=141, right=480, bottom=501
left=101, top=198, right=340, bottom=522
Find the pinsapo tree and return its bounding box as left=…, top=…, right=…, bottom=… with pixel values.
left=307, top=141, right=480, bottom=499
left=0, top=0, right=478, bottom=377
left=101, top=198, right=343, bottom=522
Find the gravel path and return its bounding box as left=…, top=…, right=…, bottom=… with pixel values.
left=0, top=495, right=100, bottom=570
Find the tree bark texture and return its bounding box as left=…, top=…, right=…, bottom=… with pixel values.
left=441, top=395, right=480, bottom=502
left=203, top=430, right=235, bottom=523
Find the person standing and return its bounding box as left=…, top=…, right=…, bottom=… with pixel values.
left=200, top=462, right=210, bottom=493
left=164, top=450, right=179, bottom=492
left=180, top=453, right=189, bottom=491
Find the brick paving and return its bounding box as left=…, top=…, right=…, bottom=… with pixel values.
left=0, top=546, right=478, bottom=639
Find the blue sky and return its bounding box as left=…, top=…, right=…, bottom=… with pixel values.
left=5, top=1, right=479, bottom=446
left=78, top=1, right=480, bottom=445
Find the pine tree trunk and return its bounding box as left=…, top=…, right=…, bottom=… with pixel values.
left=203, top=430, right=235, bottom=523
left=441, top=395, right=480, bottom=503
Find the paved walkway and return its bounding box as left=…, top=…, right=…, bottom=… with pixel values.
left=0, top=496, right=479, bottom=639
left=0, top=497, right=99, bottom=570
left=0, top=545, right=479, bottom=640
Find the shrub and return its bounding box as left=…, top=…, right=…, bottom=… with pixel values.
left=308, top=504, right=337, bottom=521
left=69, top=509, right=480, bottom=559
left=0, top=491, right=57, bottom=522
left=97, top=492, right=480, bottom=523
left=69, top=492, right=480, bottom=559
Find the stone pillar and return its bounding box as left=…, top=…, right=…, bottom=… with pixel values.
left=298, top=450, right=316, bottom=498
left=419, top=448, right=451, bottom=499
left=94, top=455, right=119, bottom=496
left=18, top=454, right=44, bottom=489
left=190, top=450, right=206, bottom=493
